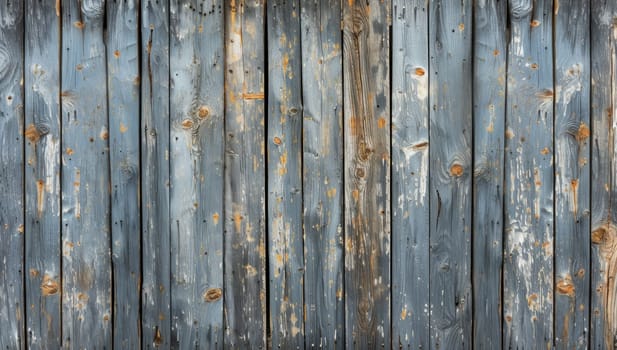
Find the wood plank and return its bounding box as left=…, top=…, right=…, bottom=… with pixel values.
left=503, top=0, right=554, bottom=348
left=0, top=1, right=24, bottom=348
left=300, top=0, right=344, bottom=348
left=61, top=0, right=112, bottom=347
left=267, top=0, right=304, bottom=347
left=106, top=1, right=141, bottom=348
left=590, top=0, right=617, bottom=348
left=391, top=1, right=429, bottom=348
left=169, top=0, right=224, bottom=347
left=141, top=0, right=172, bottom=348
left=342, top=0, right=391, bottom=347
left=223, top=0, right=267, bottom=348
left=24, top=0, right=61, bottom=348
left=472, top=0, right=507, bottom=348
left=428, top=0, right=473, bottom=348
left=554, top=0, right=591, bottom=348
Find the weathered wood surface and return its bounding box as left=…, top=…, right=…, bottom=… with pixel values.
left=107, top=1, right=141, bottom=348
left=224, top=0, right=267, bottom=348
left=391, top=1, right=429, bottom=348
left=301, top=1, right=344, bottom=348
left=24, top=0, right=61, bottom=348
left=428, top=0, right=473, bottom=348
left=141, top=0, right=172, bottom=348
left=169, top=0, right=225, bottom=347
left=591, top=0, right=617, bottom=348
left=503, top=0, right=554, bottom=348
left=472, top=0, right=506, bottom=348
left=267, top=0, right=305, bottom=347
left=61, top=0, right=112, bottom=347
left=554, top=0, right=590, bottom=348
left=343, top=0, right=391, bottom=348
left=0, top=1, right=24, bottom=349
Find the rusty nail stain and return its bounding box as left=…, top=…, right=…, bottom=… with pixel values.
left=506, top=128, right=515, bottom=139
left=40, top=275, right=59, bottom=296
left=493, top=49, right=500, bottom=56
left=450, top=164, right=464, bottom=177
left=198, top=106, right=209, bottom=118
left=66, top=147, right=74, bottom=155
left=17, top=224, right=24, bottom=234
left=557, top=278, right=575, bottom=297
left=25, top=124, right=40, bottom=143
left=415, top=67, right=425, bottom=76
left=377, top=117, right=387, bottom=129
left=577, top=123, right=590, bottom=141
left=74, top=21, right=84, bottom=29
left=181, top=119, right=194, bottom=129
left=413, top=141, right=428, bottom=150
left=527, top=293, right=538, bottom=307
left=326, top=188, right=337, bottom=198
left=212, top=213, right=220, bottom=225
left=273, top=137, right=282, bottom=145
left=531, top=20, right=541, bottom=27
left=577, top=268, right=585, bottom=278
left=76, top=64, right=83, bottom=71
left=458, top=23, right=465, bottom=31
left=103, top=314, right=110, bottom=321
left=541, top=147, right=550, bottom=155
left=531, top=63, right=538, bottom=70
left=114, top=50, right=120, bottom=58
left=203, top=288, right=222, bottom=302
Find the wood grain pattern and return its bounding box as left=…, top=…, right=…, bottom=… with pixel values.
left=61, top=0, right=112, bottom=347
left=169, top=0, right=225, bottom=347
left=223, top=0, right=267, bottom=348
left=267, top=0, right=305, bottom=347
left=590, top=0, right=617, bottom=348
left=107, top=1, right=141, bottom=348
left=24, top=0, right=61, bottom=348
left=141, top=0, right=172, bottom=348
left=391, top=1, right=429, bottom=348
left=428, top=0, right=473, bottom=348
left=554, top=0, right=591, bottom=348
left=301, top=1, right=344, bottom=348
left=472, top=0, right=507, bottom=348
left=503, top=0, right=554, bottom=348
left=0, top=1, right=24, bottom=348
left=342, top=0, right=391, bottom=347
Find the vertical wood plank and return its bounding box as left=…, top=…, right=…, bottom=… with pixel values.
left=0, top=1, right=24, bottom=348
left=24, top=0, right=61, bottom=348
left=342, top=0, right=391, bottom=347
left=141, top=0, right=172, bottom=348
left=169, top=0, right=224, bottom=347
left=267, top=0, right=304, bottom=347
left=554, top=0, right=591, bottom=348
left=590, top=0, right=617, bottom=348
left=106, top=1, right=141, bottom=348
left=428, top=0, right=473, bottom=348
left=503, top=0, right=554, bottom=348
left=472, top=0, right=507, bottom=348
left=300, top=0, right=344, bottom=348
left=61, top=0, right=112, bottom=347
left=391, top=1, right=429, bottom=348
left=223, top=0, right=267, bottom=348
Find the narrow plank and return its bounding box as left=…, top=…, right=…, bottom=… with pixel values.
left=169, top=1, right=224, bottom=347
left=391, top=1, right=429, bottom=348
left=300, top=0, right=344, bottom=348
left=428, top=0, right=473, bottom=348
left=342, top=0, right=391, bottom=347
left=267, top=0, right=304, bottom=347
left=503, top=0, right=554, bottom=348
left=24, top=0, right=61, bottom=348
left=472, top=0, right=507, bottom=348
left=106, top=1, right=141, bottom=348
left=223, top=0, right=267, bottom=347
left=554, top=0, right=591, bottom=348
left=0, top=1, right=24, bottom=348
left=141, top=0, right=172, bottom=348
left=590, top=0, right=617, bottom=348
left=61, top=0, right=112, bottom=347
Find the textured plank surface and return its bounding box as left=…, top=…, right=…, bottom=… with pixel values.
left=0, top=1, right=24, bottom=348
left=107, top=1, right=141, bottom=348
left=428, top=0, right=473, bottom=348
left=223, top=0, right=267, bottom=348
left=61, top=0, right=112, bottom=347
left=391, top=1, right=429, bottom=348
left=141, top=0, right=172, bottom=348
left=554, top=0, right=590, bottom=348
left=472, top=0, right=507, bottom=348
left=169, top=0, right=225, bottom=347
left=503, top=0, right=554, bottom=348
left=267, top=0, right=304, bottom=347
left=590, top=0, right=617, bottom=348
left=300, top=1, right=344, bottom=348
left=24, top=0, right=61, bottom=348
left=342, top=0, right=391, bottom=347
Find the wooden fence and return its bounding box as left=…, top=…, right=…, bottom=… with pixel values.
left=0, top=0, right=615, bottom=348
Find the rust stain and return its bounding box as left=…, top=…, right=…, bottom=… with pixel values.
left=29, top=269, right=39, bottom=278
left=557, top=276, right=575, bottom=297
left=234, top=211, right=243, bottom=232
left=377, top=117, right=387, bottom=129
left=212, top=213, right=220, bottom=225
left=506, top=128, right=515, bottom=139
left=527, top=293, right=538, bottom=308
left=66, top=147, right=74, bottom=155
left=74, top=21, right=84, bottom=29
left=401, top=307, right=407, bottom=320
left=458, top=23, right=465, bottom=31
left=278, top=152, right=287, bottom=176
left=25, top=124, right=40, bottom=143
left=273, top=137, right=282, bottom=145
left=113, top=50, right=120, bottom=58
left=531, top=20, right=541, bottom=27
left=571, top=179, right=579, bottom=215
left=40, top=275, right=59, bottom=296
left=181, top=119, right=194, bottom=129
left=198, top=106, right=209, bottom=119
left=450, top=164, right=464, bottom=177
left=541, top=147, right=550, bottom=155
left=326, top=188, right=337, bottom=199
left=243, top=92, right=265, bottom=100
left=36, top=180, right=45, bottom=217
left=415, top=67, right=425, bottom=76
left=17, top=224, right=24, bottom=234
left=577, top=122, right=590, bottom=141
left=493, top=49, right=500, bottom=56
left=120, top=123, right=128, bottom=133
left=530, top=63, right=538, bottom=70
left=536, top=89, right=554, bottom=99
left=154, top=327, right=163, bottom=346
left=203, top=288, right=222, bottom=302
left=352, top=189, right=359, bottom=202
